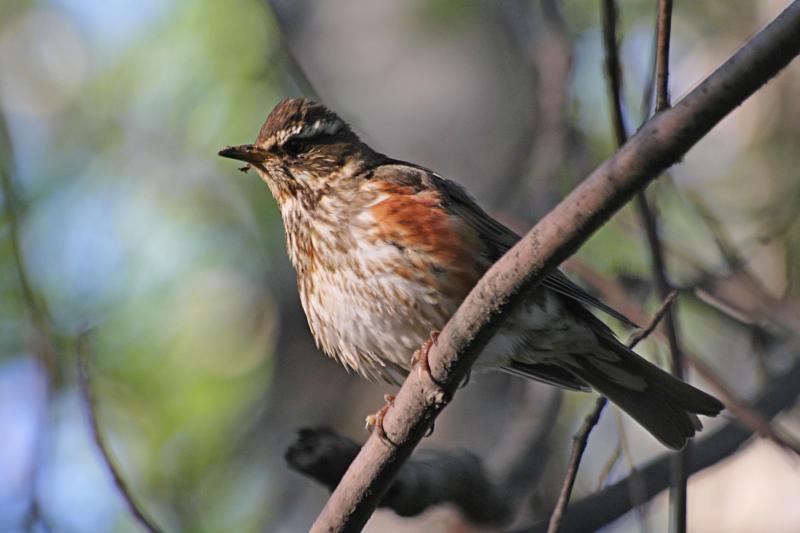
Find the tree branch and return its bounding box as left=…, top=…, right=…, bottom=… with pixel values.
left=311, top=4, right=800, bottom=531
left=517, top=349, right=800, bottom=533
left=566, top=258, right=800, bottom=456
left=655, top=0, right=674, bottom=113
left=602, top=0, right=689, bottom=530
left=286, top=427, right=510, bottom=525
left=546, top=397, right=607, bottom=533
left=546, top=289, right=675, bottom=533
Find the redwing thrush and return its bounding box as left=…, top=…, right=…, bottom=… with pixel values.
left=219, top=98, right=723, bottom=449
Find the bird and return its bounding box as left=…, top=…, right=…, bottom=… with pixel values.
left=219, top=97, right=723, bottom=449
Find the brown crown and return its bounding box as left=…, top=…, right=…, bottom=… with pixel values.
left=256, top=98, right=349, bottom=147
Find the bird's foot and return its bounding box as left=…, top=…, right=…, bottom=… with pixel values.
left=411, top=331, right=471, bottom=390
left=365, top=394, right=396, bottom=446
left=411, top=331, right=440, bottom=383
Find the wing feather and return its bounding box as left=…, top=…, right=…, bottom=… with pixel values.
left=377, top=159, right=637, bottom=327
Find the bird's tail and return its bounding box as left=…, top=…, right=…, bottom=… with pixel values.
left=569, top=337, right=724, bottom=449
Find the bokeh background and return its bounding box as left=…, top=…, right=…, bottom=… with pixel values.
left=2, top=0, right=800, bottom=531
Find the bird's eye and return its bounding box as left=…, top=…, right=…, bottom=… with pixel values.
left=283, top=138, right=306, bottom=156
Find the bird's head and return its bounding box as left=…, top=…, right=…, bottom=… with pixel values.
left=219, top=98, right=378, bottom=205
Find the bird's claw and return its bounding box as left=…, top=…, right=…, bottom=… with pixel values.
left=424, top=421, right=435, bottom=438
left=411, top=331, right=440, bottom=383
left=365, top=394, right=396, bottom=446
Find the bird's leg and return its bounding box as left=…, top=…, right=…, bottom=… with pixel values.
left=365, top=393, right=396, bottom=446
left=411, top=330, right=440, bottom=382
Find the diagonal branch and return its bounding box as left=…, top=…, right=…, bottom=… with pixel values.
left=311, top=4, right=800, bottom=531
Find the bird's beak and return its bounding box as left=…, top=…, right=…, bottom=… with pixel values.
left=218, top=144, right=268, bottom=165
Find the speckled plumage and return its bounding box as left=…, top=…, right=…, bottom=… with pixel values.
left=219, top=98, right=724, bottom=449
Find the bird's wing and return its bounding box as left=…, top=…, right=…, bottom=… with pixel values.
left=400, top=163, right=638, bottom=328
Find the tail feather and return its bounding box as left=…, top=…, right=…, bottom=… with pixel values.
left=570, top=338, right=724, bottom=450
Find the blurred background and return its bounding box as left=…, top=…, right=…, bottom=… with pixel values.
left=1, top=0, right=799, bottom=531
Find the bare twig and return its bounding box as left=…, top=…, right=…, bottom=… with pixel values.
left=596, top=443, right=622, bottom=490
left=600, top=0, right=629, bottom=147
left=76, top=334, right=164, bottom=533
left=546, top=289, right=676, bottom=533
left=627, top=290, right=677, bottom=348
left=601, top=0, right=689, bottom=529
left=311, top=6, right=800, bottom=530
left=566, top=259, right=800, bottom=456
left=655, top=0, right=674, bottom=113
left=517, top=349, right=800, bottom=533
left=546, top=397, right=607, bottom=533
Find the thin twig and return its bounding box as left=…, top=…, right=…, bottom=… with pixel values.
left=655, top=0, right=674, bottom=113
left=601, top=0, right=689, bottom=529
left=311, top=6, right=800, bottom=529
left=566, top=258, right=800, bottom=456
left=627, top=290, right=677, bottom=348
left=596, top=443, right=622, bottom=490
left=546, top=396, right=607, bottom=533
left=76, top=334, right=164, bottom=533
left=517, top=348, right=800, bottom=533
left=645, top=0, right=684, bottom=526
left=600, top=0, right=629, bottom=146
left=546, top=290, right=676, bottom=533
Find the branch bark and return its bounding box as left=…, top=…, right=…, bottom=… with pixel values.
left=311, top=4, right=800, bottom=531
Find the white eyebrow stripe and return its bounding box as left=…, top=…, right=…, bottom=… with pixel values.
left=263, top=118, right=344, bottom=149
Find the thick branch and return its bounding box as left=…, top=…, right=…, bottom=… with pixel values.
left=312, top=4, right=800, bottom=532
